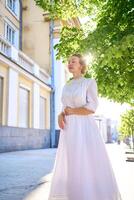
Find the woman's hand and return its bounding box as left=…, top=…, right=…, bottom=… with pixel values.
left=64, top=107, right=74, bottom=115
left=58, top=112, right=66, bottom=129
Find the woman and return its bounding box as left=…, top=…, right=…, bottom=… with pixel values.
left=48, top=54, right=121, bottom=200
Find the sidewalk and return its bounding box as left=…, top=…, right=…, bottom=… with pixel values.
left=0, top=144, right=134, bottom=200
left=0, top=148, right=56, bottom=200
left=24, top=144, right=134, bottom=200
left=24, top=173, right=52, bottom=200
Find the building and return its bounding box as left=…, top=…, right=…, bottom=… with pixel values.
left=0, top=0, right=81, bottom=152
left=95, top=115, right=108, bottom=143
left=21, top=1, right=81, bottom=148
left=0, top=0, right=51, bottom=152
left=95, top=115, right=118, bottom=143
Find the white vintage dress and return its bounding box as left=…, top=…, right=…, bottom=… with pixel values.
left=48, top=77, right=121, bottom=200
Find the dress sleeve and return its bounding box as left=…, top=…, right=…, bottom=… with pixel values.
left=84, top=79, right=99, bottom=113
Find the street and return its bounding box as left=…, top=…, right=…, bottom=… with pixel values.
left=0, top=144, right=134, bottom=200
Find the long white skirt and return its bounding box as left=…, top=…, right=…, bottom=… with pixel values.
left=48, top=115, right=122, bottom=200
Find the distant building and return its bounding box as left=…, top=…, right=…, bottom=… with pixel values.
left=95, top=115, right=108, bottom=143
left=95, top=115, right=118, bottom=143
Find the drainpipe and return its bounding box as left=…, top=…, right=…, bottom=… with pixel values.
left=19, top=0, right=22, bottom=50
left=50, top=18, right=56, bottom=148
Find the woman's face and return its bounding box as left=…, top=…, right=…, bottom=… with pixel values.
left=67, top=56, right=82, bottom=74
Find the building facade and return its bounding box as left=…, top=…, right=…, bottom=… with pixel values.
left=0, top=0, right=81, bottom=152
left=0, top=0, right=51, bottom=152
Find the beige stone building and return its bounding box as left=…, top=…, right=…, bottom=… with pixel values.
left=0, top=0, right=51, bottom=152
left=0, top=0, right=81, bottom=152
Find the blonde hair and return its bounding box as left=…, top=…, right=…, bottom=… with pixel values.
left=71, top=53, right=87, bottom=74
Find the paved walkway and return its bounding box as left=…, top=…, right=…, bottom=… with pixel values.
left=24, top=144, right=134, bottom=200
left=105, top=144, right=134, bottom=200
left=0, top=144, right=134, bottom=200
left=24, top=173, right=51, bottom=200
left=0, top=149, right=56, bottom=200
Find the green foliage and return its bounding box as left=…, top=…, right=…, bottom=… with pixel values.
left=119, top=109, right=134, bottom=139
left=34, top=0, right=100, bottom=20
left=54, top=27, right=85, bottom=61
left=35, top=0, right=134, bottom=105
left=82, top=0, right=134, bottom=105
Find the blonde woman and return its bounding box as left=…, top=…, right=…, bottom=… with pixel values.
left=48, top=54, right=121, bottom=200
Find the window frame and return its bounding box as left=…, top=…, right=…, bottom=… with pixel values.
left=39, top=96, right=46, bottom=129
left=5, top=0, right=20, bottom=20
left=18, top=86, right=30, bottom=128
left=4, top=18, right=19, bottom=49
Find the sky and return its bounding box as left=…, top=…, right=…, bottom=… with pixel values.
left=96, top=97, right=130, bottom=122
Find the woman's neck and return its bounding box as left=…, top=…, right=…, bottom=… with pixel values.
left=73, top=73, right=82, bottom=79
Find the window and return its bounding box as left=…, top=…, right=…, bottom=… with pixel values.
left=0, top=77, right=3, bottom=125
left=5, top=21, right=19, bottom=48
left=6, top=0, right=20, bottom=17
left=7, top=0, right=16, bottom=13
left=5, top=23, right=15, bottom=45
left=19, top=87, right=29, bottom=128
left=39, top=96, right=46, bottom=129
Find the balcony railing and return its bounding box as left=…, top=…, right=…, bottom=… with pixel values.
left=18, top=51, right=34, bottom=73
left=0, top=35, right=50, bottom=84
left=0, top=36, right=11, bottom=57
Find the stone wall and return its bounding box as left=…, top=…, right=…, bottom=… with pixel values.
left=0, top=126, right=50, bottom=153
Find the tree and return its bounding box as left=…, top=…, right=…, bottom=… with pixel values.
left=119, top=109, right=134, bottom=149
left=34, top=0, right=101, bottom=20
left=34, top=0, right=134, bottom=105
left=81, top=0, right=134, bottom=105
